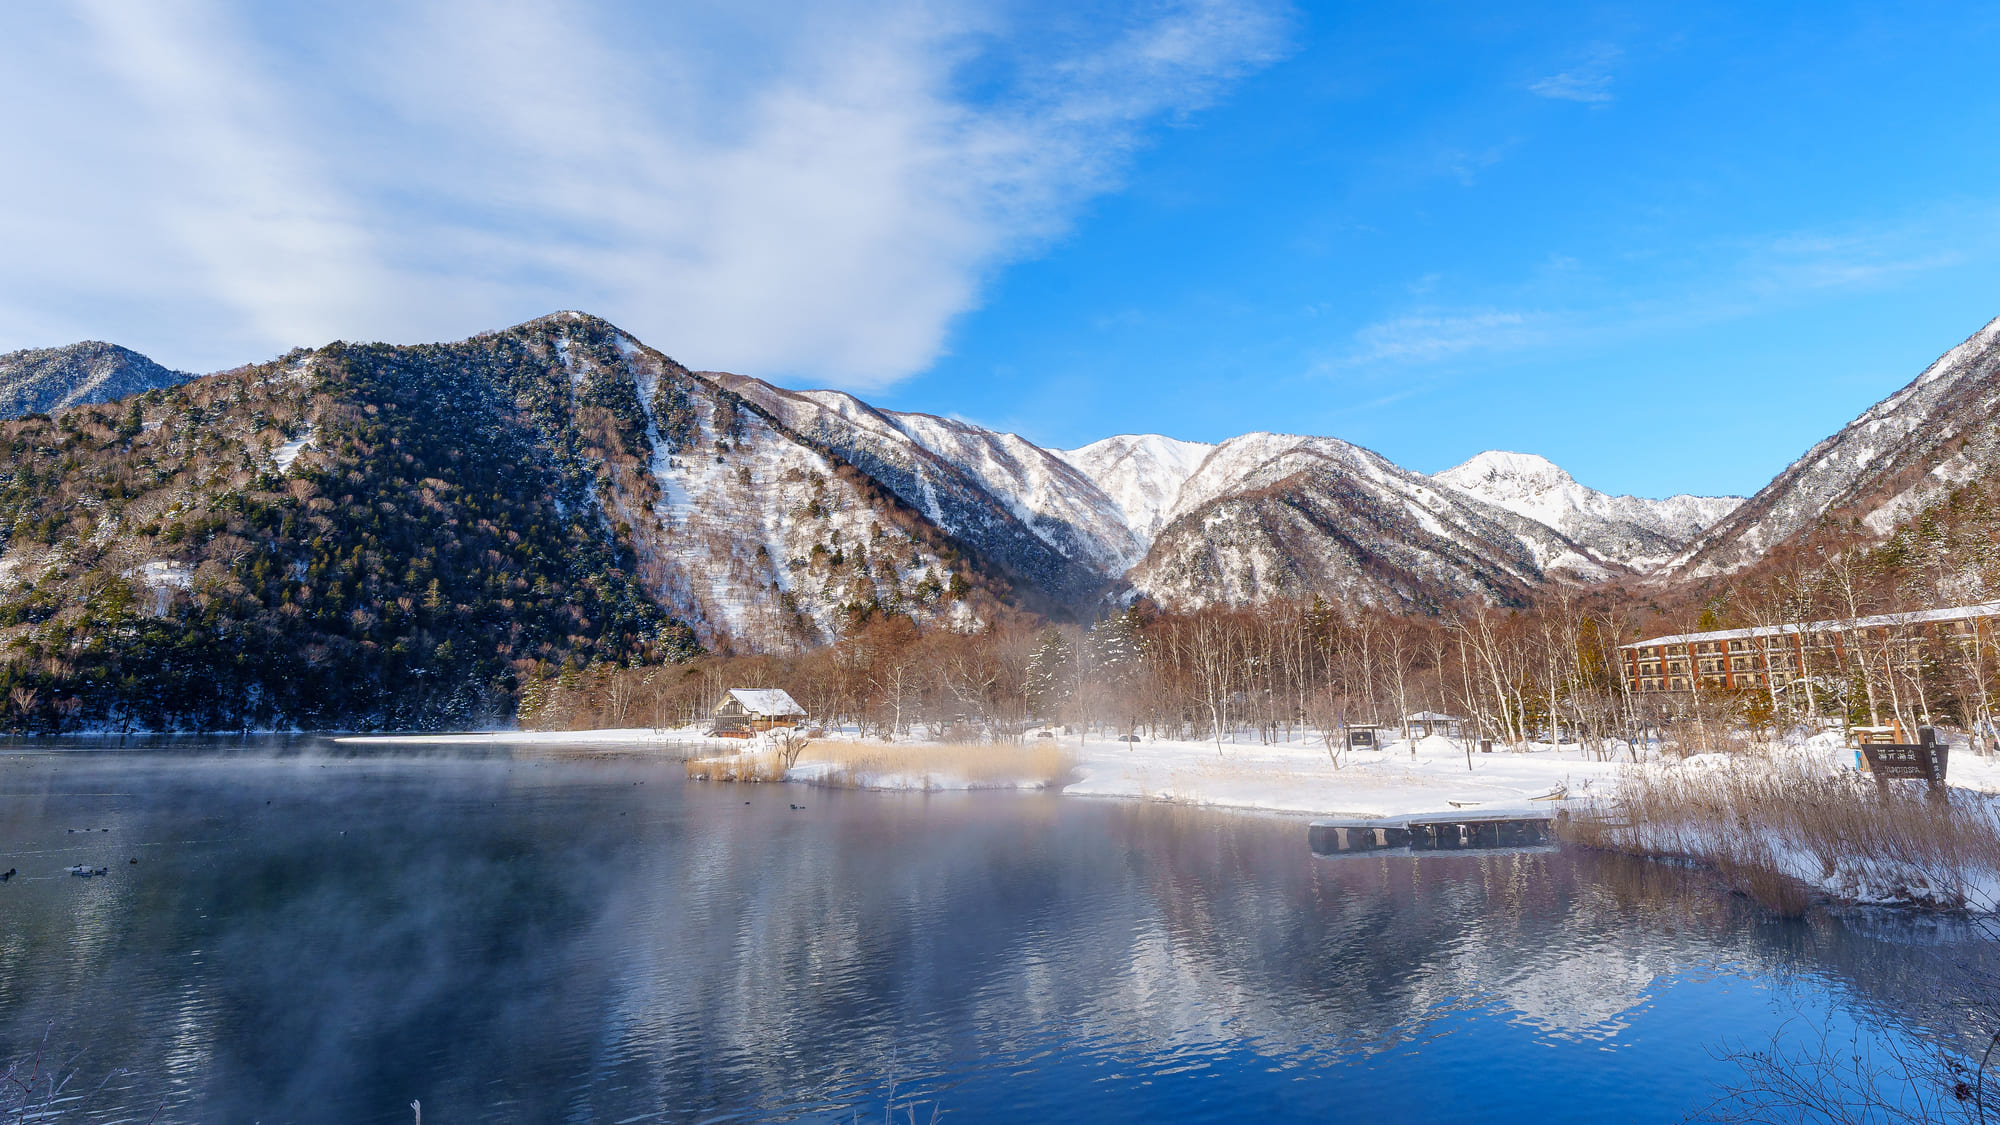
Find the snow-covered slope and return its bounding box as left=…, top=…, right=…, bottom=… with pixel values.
left=709, top=376, right=1116, bottom=608
left=438, top=315, right=1002, bottom=649
left=1434, top=451, right=1741, bottom=572
left=0, top=341, right=194, bottom=418
left=1055, top=434, right=1215, bottom=548
left=1127, top=433, right=1613, bottom=611
left=1670, top=315, right=2000, bottom=576
left=879, top=410, right=1144, bottom=573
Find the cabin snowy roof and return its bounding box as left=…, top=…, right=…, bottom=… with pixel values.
left=1404, top=711, right=1462, bottom=722
left=717, top=688, right=804, bottom=716
left=1621, top=601, right=2000, bottom=650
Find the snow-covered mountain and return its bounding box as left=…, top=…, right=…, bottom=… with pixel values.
left=22, top=306, right=1982, bottom=634
left=1433, top=451, right=1741, bottom=573
left=1120, top=434, right=1612, bottom=610
left=1671, top=314, right=2000, bottom=577
left=708, top=375, right=1119, bottom=609
left=0, top=341, right=194, bottom=418
left=1054, top=435, right=1214, bottom=548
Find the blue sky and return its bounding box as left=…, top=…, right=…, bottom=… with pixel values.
left=6, top=2, right=2000, bottom=498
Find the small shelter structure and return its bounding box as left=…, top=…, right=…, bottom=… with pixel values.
left=709, top=689, right=806, bottom=738
left=1403, top=711, right=1464, bottom=739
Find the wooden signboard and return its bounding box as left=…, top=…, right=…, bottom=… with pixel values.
left=1859, top=731, right=1949, bottom=788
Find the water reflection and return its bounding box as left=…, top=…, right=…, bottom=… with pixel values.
left=0, top=747, right=1994, bottom=1124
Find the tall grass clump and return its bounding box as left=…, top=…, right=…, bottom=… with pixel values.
left=1562, top=764, right=2000, bottom=915
left=808, top=740, right=1075, bottom=791
left=684, top=739, right=1075, bottom=791
left=684, top=748, right=789, bottom=782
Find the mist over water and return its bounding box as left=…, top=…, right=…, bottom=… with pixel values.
left=0, top=743, right=1992, bottom=1123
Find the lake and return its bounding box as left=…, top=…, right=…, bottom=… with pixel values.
left=1, top=741, right=1994, bottom=1123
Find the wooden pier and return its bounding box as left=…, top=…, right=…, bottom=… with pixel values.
left=1309, top=810, right=1558, bottom=856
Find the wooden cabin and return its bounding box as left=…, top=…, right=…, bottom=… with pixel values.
left=709, top=689, right=806, bottom=738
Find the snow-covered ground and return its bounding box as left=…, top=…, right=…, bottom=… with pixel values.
left=344, top=727, right=1625, bottom=817
left=337, top=725, right=2000, bottom=813
left=1058, top=731, right=1615, bottom=817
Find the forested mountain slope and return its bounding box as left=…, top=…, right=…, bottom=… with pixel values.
left=618, top=352, right=1014, bottom=645
left=0, top=314, right=1015, bottom=731
left=0, top=341, right=194, bottom=419
left=0, top=320, right=693, bottom=730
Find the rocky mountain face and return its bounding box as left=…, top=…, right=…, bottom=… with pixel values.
left=1669, top=315, right=2000, bottom=577
left=0, top=341, right=194, bottom=418
left=1433, top=451, right=1741, bottom=573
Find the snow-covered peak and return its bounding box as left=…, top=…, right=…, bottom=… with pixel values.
left=1436, top=450, right=1571, bottom=492
left=1435, top=450, right=1741, bottom=572
left=1056, top=434, right=1215, bottom=546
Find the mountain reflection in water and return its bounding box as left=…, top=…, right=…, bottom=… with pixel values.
left=0, top=746, right=1993, bottom=1124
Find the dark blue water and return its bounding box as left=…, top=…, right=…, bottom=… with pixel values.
left=0, top=743, right=1993, bottom=1124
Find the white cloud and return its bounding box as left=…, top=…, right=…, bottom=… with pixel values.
left=1529, top=44, right=1620, bottom=104
left=0, top=0, right=1287, bottom=384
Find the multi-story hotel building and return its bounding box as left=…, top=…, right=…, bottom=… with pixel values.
left=1619, top=601, right=2000, bottom=695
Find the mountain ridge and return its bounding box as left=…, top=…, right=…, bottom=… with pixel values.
left=1433, top=450, right=1743, bottom=573
left=1667, top=315, right=2000, bottom=577
left=0, top=341, right=196, bottom=418
left=12, top=306, right=1984, bottom=646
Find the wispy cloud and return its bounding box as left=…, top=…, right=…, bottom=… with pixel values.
left=1529, top=44, right=1621, bottom=104
left=1749, top=229, right=1965, bottom=293
left=1348, top=310, right=1547, bottom=364
left=0, top=0, right=1288, bottom=385
left=1333, top=205, right=1999, bottom=373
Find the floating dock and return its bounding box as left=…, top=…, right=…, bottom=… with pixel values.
left=1309, top=810, right=1558, bottom=856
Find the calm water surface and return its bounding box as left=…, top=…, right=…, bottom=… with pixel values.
left=1, top=742, right=1994, bottom=1124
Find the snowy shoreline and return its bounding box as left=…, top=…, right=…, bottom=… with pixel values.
left=339, top=726, right=1629, bottom=819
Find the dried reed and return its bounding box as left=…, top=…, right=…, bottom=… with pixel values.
left=1561, top=763, right=2000, bottom=915
left=805, top=740, right=1075, bottom=791
left=684, top=749, right=788, bottom=782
